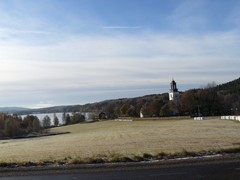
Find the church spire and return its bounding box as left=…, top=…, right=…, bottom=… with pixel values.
left=170, top=78, right=178, bottom=92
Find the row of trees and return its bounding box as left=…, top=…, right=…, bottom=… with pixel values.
left=179, top=82, right=239, bottom=116
left=80, top=80, right=239, bottom=118
left=97, top=94, right=177, bottom=118
left=61, top=112, right=85, bottom=125
left=0, top=111, right=88, bottom=139
left=29, top=112, right=86, bottom=129
left=117, top=87, right=238, bottom=117
left=0, top=113, right=42, bottom=139
left=42, top=113, right=60, bottom=128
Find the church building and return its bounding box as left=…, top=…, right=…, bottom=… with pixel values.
left=169, top=79, right=180, bottom=104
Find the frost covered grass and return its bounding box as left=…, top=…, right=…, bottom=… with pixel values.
left=0, top=118, right=239, bottom=165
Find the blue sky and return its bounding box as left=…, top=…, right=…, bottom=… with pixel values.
left=0, top=0, right=239, bottom=108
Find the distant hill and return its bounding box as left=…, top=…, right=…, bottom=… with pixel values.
left=215, top=77, right=240, bottom=94
left=17, top=94, right=169, bottom=116
left=180, top=77, right=240, bottom=116
left=0, top=107, right=30, bottom=114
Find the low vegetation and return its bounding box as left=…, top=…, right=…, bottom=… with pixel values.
left=0, top=118, right=239, bottom=166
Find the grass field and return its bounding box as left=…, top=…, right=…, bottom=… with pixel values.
left=0, top=118, right=240, bottom=164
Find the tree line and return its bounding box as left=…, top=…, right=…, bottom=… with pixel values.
left=0, top=113, right=42, bottom=139
left=61, top=112, right=85, bottom=125
left=0, top=111, right=87, bottom=139
left=79, top=78, right=240, bottom=118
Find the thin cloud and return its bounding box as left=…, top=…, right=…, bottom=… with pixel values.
left=0, top=28, right=51, bottom=36
left=101, top=26, right=141, bottom=29
left=0, top=31, right=239, bottom=91
left=167, top=0, right=207, bottom=31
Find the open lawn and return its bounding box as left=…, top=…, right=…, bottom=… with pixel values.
left=0, top=118, right=240, bottom=164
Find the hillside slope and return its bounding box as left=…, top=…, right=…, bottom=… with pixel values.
left=216, top=77, right=240, bottom=94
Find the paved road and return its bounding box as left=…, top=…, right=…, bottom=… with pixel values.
left=1, top=159, right=240, bottom=179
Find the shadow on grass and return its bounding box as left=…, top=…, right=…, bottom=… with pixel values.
left=12, top=132, right=71, bottom=139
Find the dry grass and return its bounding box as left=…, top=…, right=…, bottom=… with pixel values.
left=0, top=118, right=240, bottom=164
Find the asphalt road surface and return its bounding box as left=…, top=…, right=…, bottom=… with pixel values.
left=1, top=158, right=240, bottom=180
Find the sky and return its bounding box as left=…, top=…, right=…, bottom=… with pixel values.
left=0, top=0, right=239, bottom=108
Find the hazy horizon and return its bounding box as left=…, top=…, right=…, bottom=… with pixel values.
left=0, top=0, right=239, bottom=108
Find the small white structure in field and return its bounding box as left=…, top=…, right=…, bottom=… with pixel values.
left=194, top=117, right=204, bottom=120
left=140, top=107, right=144, bottom=118
left=221, top=116, right=240, bottom=121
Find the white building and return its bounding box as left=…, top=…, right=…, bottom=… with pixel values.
left=140, top=108, right=144, bottom=118
left=169, top=79, right=180, bottom=104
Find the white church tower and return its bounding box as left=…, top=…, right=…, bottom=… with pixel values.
left=169, top=79, right=180, bottom=104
